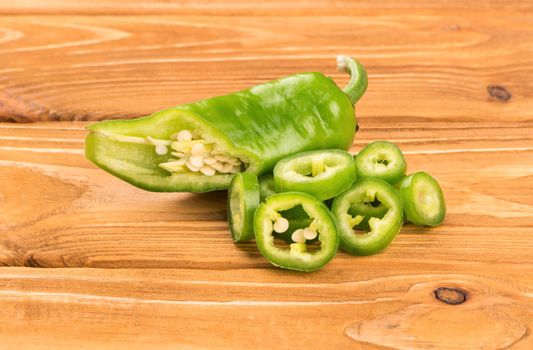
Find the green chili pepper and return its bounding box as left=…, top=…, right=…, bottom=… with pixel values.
left=227, top=173, right=260, bottom=242
left=273, top=149, right=356, bottom=201
left=354, top=141, right=407, bottom=185
left=258, top=174, right=276, bottom=201
left=398, top=172, right=446, bottom=226
left=332, top=178, right=403, bottom=255
left=85, top=56, right=367, bottom=192
left=254, top=192, right=339, bottom=272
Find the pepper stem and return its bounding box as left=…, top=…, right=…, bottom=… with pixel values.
left=336, top=55, right=368, bottom=105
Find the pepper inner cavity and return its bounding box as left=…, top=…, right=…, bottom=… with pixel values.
left=270, top=205, right=319, bottom=251
left=347, top=191, right=389, bottom=235
left=152, top=129, right=245, bottom=176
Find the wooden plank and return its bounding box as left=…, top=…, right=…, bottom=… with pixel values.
left=2, top=12, right=533, bottom=122
left=1, top=121, right=532, bottom=274
left=3, top=0, right=533, bottom=15
left=1, top=267, right=532, bottom=349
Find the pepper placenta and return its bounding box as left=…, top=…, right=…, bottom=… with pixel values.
left=273, top=149, right=357, bottom=201
left=398, top=172, right=446, bottom=226
left=354, top=141, right=406, bottom=185
left=85, top=56, right=367, bottom=192
left=332, top=178, right=403, bottom=255
left=254, top=192, right=339, bottom=272
left=227, top=173, right=260, bottom=242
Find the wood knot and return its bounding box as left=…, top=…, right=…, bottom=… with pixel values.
left=434, top=287, right=467, bottom=305
left=487, top=85, right=511, bottom=101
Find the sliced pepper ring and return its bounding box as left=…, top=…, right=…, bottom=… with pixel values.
left=355, top=141, right=407, bottom=185
left=332, top=178, right=403, bottom=255
left=273, top=149, right=357, bottom=201
left=227, top=173, right=260, bottom=242
left=398, top=172, right=446, bottom=226
left=254, top=192, right=339, bottom=272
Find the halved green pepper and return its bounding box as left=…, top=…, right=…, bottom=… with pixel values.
left=85, top=56, right=367, bottom=192
left=254, top=192, right=339, bottom=272
left=332, top=178, right=403, bottom=255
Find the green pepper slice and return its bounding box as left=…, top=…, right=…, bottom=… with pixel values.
left=254, top=192, right=339, bottom=272
left=258, top=174, right=276, bottom=201
left=354, top=141, right=407, bottom=185
left=85, top=56, right=367, bottom=192
left=398, top=172, right=446, bottom=226
left=227, top=173, right=260, bottom=242
left=273, top=149, right=356, bottom=201
left=332, top=178, right=403, bottom=255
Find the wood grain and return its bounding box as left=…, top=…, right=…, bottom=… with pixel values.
left=1, top=1, right=533, bottom=348
left=1, top=11, right=533, bottom=122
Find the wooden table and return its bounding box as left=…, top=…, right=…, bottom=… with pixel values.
left=1, top=1, right=532, bottom=349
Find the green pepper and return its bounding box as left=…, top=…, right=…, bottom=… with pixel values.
left=227, top=173, right=260, bottom=242
left=354, top=141, right=407, bottom=185
left=398, top=172, right=446, bottom=226
left=254, top=192, right=339, bottom=272
left=273, top=149, right=356, bottom=201
left=332, top=178, right=403, bottom=255
left=85, top=56, right=367, bottom=192
left=258, top=174, right=276, bottom=201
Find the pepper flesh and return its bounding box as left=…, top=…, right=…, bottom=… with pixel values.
left=227, top=173, right=260, bottom=242
left=332, top=178, right=403, bottom=255
left=273, top=149, right=356, bottom=201
left=85, top=56, right=367, bottom=192
left=254, top=192, right=339, bottom=272
left=398, top=172, right=446, bottom=226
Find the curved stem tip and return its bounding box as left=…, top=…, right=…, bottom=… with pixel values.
left=336, top=55, right=368, bottom=105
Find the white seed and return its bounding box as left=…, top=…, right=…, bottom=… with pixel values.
left=291, top=229, right=306, bottom=243
left=231, top=165, right=241, bottom=173
left=171, top=151, right=185, bottom=158
left=204, top=157, right=217, bottom=165
left=214, top=154, right=230, bottom=162
left=227, top=158, right=241, bottom=166
left=273, top=217, right=289, bottom=233
left=303, top=227, right=318, bottom=240
left=176, top=130, right=193, bottom=142
left=211, top=162, right=225, bottom=172
left=222, top=163, right=234, bottom=173
left=155, top=144, right=168, bottom=155
left=189, top=155, right=204, bottom=168
left=191, top=143, right=205, bottom=156
left=186, top=161, right=200, bottom=172
left=200, top=165, right=216, bottom=176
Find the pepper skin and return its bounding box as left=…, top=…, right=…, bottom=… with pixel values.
left=227, top=173, right=260, bottom=242
left=398, top=172, right=446, bottom=226
left=273, top=149, right=356, bottom=201
left=85, top=56, right=367, bottom=192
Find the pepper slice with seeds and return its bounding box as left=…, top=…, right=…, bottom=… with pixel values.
left=332, top=178, right=403, bottom=255
left=85, top=56, right=367, bottom=192
left=227, top=173, right=260, bottom=242
left=254, top=192, right=339, bottom=272
left=273, top=149, right=356, bottom=201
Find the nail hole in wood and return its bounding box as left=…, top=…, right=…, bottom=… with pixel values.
left=434, top=287, right=467, bottom=305
left=487, top=85, right=511, bottom=101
